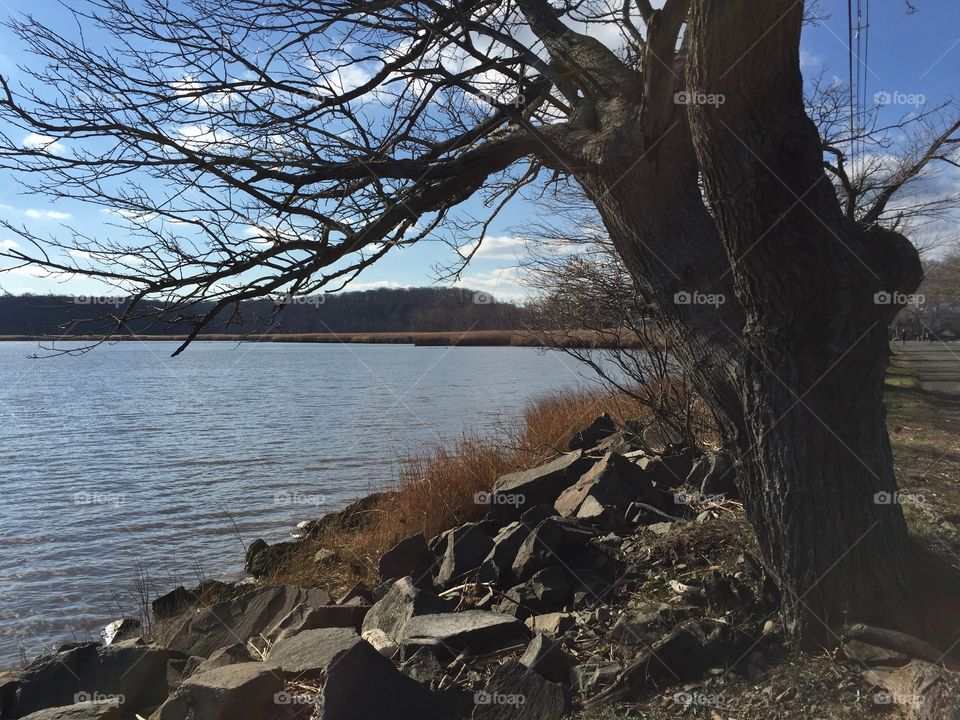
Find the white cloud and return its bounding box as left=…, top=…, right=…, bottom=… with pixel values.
left=22, top=133, right=66, bottom=154
left=453, top=266, right=531, bottom=301
left=25, top=209, right=71, bottom=220
left=346, top=280, right=411, bottom=291
left=460, top=235, right=530, bottom=261
left=0, top=239, right=18, bottom=250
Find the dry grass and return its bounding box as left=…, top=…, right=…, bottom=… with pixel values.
left=266, top=388, right=655, bottom=592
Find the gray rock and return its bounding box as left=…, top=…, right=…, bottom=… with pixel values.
left=528, top=566, right=570, bottom=606
left=189, top=643, right=254, bottom=677
left=336, top=582, right=373, bottom=605
left=472, top=660, right=568, bottom=720
left=267, top=603, right=369, bottom=642
left=400, top=647, right=443, bottom=686
left=318, top=636, right=449, bottom=719
left=166, top=585, right=331, bottom=658
left=568, top=414, right=618, bottom=452
left=843, top=639, right=910, bottom=666
left=524, top=613, right=575, bottom=636
left=151, top=662, right=284, bottom=720
left=434, top=522, right=494, bottom=589
left=511, top=517, right=602, bottom=582
left=555, top=452, right=664, bottom=517
left=570, top=661, right=621, bottom=694
left=99, top=618, right=141, bottom=646
left=360, top=577, right=453, bottom=647
left=520, top=505, right=559, bottom=527
left=404, top=610, right=529, bottom=657
left=491, top=453, right=593, bottom=521
left=9, top=643, right=179, bottom=719
left=379, top=533, right=434, bottom=585
left=244, top=538, right=297, bottom=578
left=19, top=701, right=123, bottom=720
left=477, top=522, right=529, bottom=586
left=519, top=634, right=577, bottom=684
left=636, top=454, right=694, bottom=490
left=266, top=627, right=360, bottom=680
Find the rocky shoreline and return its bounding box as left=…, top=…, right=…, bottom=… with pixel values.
left=1, top=415, right=953, bottom=719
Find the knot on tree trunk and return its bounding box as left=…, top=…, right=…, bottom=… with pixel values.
left=862, top=225, right=924, bottom=302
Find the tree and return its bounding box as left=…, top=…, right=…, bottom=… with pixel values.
left=1, top=0, right=957, bottom=646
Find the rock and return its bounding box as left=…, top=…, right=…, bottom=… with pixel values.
left=762, top=619, right=783, bottom=637
left=568, top=414, right=618, bottom=452
left=403, top=610, right=529, bottom=658
left=244, top=538, right=297, bottom=577
left=360, top=628, right=399, bottom=658
left=336, top=582, right=373, bottom=606
left=687, top=452, right=738, bottom=498
left=636, top=454, right=694, bottom=490
left=570, top=661, right=622, bottom=694
left=18, top=701, right=124, bottom=720
left=490, top=452, right=593, bottom=521
left=266, top=627, right=361, bottom=680
left=268, top=603, right=370, bottom=642
left=555, top=452, right=666, bottom=517
left=297, top=491, right=398, bottom=538
left=100, top=618, right=141, bottom=646
left=151, top=662, right=284, bottom=720
left=314, top=548, right=339, bottom=564
left=477, top=522, right=530, bottom=586
left=843, top=639, right=911, bottom=666
left=401, top=647, right=443, bottom=686
left=9, top=643, right=179, bottom=719
left=525, top=613, right=575, bottom=636
left=190, top=643, right=254, bottom=677
left=318, top=635, right=449, bottom=720
left=512, top=517, right=605, bottom=582
left=520, top=634, right=577, bottom=684
left=379, top=533, right=434, bottom=585
left=361, top=577, right=453, bottom=648
left=527, top=566, right=570, bottom=606
left=610, top=603, right=698, bottom=644
left=473, top=660, right=568, bottom=720
left=434, top=522, right=494, bottom=589
left=647, top=521, right=675, bottom=535
left=152, top=581, right=235, bottom=620
left=166, top=585, right=331, bottom=658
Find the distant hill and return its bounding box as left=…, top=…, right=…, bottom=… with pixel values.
left=0, top=287, right=533, bottom=336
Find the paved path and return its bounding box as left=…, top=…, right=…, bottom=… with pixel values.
left=893, top=342, right=960, bottom=426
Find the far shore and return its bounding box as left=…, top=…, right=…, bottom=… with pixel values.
left=0, top=329, right=649, bottom=349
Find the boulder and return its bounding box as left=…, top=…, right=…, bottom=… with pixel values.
left=360, top=577, right=454, bottom=647
left=151, top=663, right=284, bottom=720
left=400, top=647, right=444, bottom=686
left=525, top=613, right=575, bottom=636
left=635, top=454, right=694, bottom=491
left=9, top=642, right=179, bottom=719
left=166, top=585, right=331, bottom=658
left=318, top=636, right=449, bottom=719
left=18, top=701, right=124, bottom=720
left=379, top=533, right=434, bottom=585
left=688, top=453, right=738, bottom=499
left=568, top=414, right=618, bottom=452
left=336, top=582, right=373, bottom=606
left=244, top=538, right=297, bottom=578
left=433, top=522, right=494, bottom=589
left=266, top=627, right=361, bottom=680
left=511, top=517, right=607, bottom=582
left=490, top=453, right=593, bottom=521
left=520, top=505, right=559, bottom=526
left=555, top=452, right=666, bottom=517
left=527, top=566, right=570, bottom=607
left=519, top=634, right=578, bottom=684
left=189, top=643, right=254, bottom=678
left=100, top=618, right=141, bottom=646
left=296, top=491, right=398, bottom=538
left=472, top=660, right=568, bottom=720
left=477, top=522, right=530, bottom=587
left=151, top=581, right=235, bottom=620
left=403, top=610, right=529, bottom=658
left=267, top=603, right=369, bottom=642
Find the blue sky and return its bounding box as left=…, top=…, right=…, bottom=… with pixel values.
left=0, top=0, right=956, bottom=300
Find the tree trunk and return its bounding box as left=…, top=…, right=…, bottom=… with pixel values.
left=677, top=0, right=924, bottom=645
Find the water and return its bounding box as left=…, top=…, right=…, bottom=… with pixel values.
left=0, top=340, right=616, bottom=666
